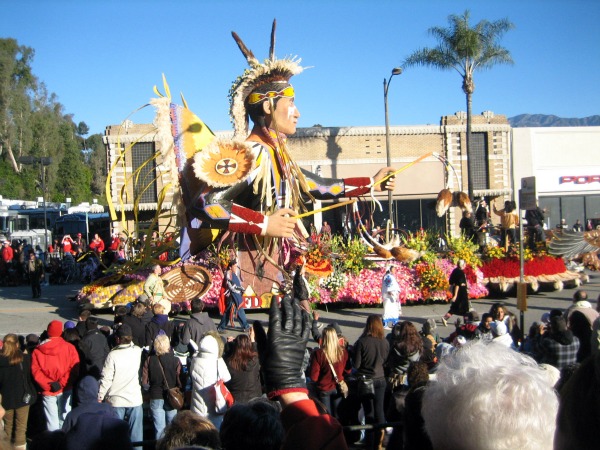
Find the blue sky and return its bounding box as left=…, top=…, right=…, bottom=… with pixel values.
left=3, top=0, right=600, bottom=136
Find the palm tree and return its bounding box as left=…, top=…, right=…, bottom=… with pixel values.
left=403, top=10, right=514, bottom=200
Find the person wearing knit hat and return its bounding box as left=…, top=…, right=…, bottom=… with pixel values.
left=31, top=320, right=80, bottom=431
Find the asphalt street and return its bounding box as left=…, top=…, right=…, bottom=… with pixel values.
left=1, top=271, right=599, bottom=344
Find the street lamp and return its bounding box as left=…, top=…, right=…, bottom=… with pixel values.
left=18, top=155, right=53, bottom=253
left=384, top=67, right=402, bottom=227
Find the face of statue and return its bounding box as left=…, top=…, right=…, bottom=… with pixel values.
left=264, top=96, right=300, bottom=135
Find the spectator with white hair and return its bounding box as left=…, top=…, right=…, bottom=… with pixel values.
left=421, top=341, right=559, bottom=450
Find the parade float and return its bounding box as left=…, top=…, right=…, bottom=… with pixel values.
left=75, top=221, right=590, bottom=313
left=74, top=39, right=592, bottom=312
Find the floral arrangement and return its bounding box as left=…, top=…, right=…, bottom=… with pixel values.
left=402, top=229, right=433, bottom=253
left=480, top=255, right=566, bottom=279
left=331, top=236, right=372, bottom=276
left=76, top=225, right=573, bottom=311
left=320, top=269, right=348, bottom=296
left=484, top=245, right=505, bottom=260
left=414, top=260, right=450, bottom=301
left=446, top=233, right=481, bottom=268
left=305, top=233, right=333, bottom=277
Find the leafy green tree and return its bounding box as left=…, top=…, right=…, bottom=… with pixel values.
left=0, top=38, right=36, bottom=173
left=403, top=10, right=514, bottom=200
left=0, top=38, right=100, bottom=205
left=87, top=133, right=107, bottom=202
left=54, top=122, right=92, bottom=203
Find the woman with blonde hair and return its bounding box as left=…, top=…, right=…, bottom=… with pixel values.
left=0, top=333, right=37, bottom=449
left=308, top=326, right=349, bottom=418
left=142, top=333, right=182, bottom=439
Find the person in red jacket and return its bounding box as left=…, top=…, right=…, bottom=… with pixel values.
left=31, top=320, right=80, bottom=431
left=1, top=240, right=14, bottom=264
left=89, top=233, right=105, bottom=255
left=61, top=235, right=75, bottom=255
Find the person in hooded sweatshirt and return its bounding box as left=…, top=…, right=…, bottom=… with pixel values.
left=189, top=331, right=231, bottom=430
left=490, top=320, right=517, bottom=350
left=80, top=317, right=110, bottom=379
left=31, top=320, right=80, bottom=431
left=62, top=375, right=117, bottom=432
left=182, top=298, right=217, bottom=349
left=145, top=303, right=175, bottom=348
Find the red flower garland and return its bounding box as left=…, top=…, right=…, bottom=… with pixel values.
left=481, top=255, right=566, bottom=279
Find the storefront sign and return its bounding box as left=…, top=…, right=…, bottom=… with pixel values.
left=560, top=175, right=600, bottom=184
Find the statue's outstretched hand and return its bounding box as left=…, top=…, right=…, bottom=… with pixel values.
left=265, top=208, right=297, bottom=237
left=373, top=166, right=396, bottom=192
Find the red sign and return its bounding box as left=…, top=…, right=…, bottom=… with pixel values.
left=560, top=175, right=600, bottom=184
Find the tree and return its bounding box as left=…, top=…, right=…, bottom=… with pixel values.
left=87, top=133, right=107, bottom=202
left=54, top=121, right=92, bottom=203
left=0, top=39, right=37, bottom=173
left=403, top=10, right=514, bottom=200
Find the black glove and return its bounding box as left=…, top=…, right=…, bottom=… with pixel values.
left=49, top=381, right=61, bottom=393
left=253, top=294, right=311, bottom=397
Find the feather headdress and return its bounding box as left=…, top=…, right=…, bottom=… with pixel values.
left=229, top=19, right=304, bottom=138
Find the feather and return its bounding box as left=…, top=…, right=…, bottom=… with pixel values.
left=436, top=189, right=453, bottom=217
left=231, top=31, right=259, bottom=66
left=373, top=244, right=392, bottom=259
left=455, top=191, right=472, bottom=213
left=269, top=19, right=276, bottom=61
left=391, top=247, right=420, bottom=263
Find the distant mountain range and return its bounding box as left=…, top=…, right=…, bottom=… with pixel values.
left=508, top=114, right=600, bottom=127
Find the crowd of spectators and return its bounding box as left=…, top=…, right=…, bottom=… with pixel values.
left=1, top=287, right=600, bottom=449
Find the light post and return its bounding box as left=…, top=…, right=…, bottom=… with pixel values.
left=384, top=67, right=402, bottom=227
left=18, top=156, right=52, bottom=253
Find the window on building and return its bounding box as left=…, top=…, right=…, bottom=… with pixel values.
left=131, top=142, right=157, bottom=204
left=585, top=195, right=600, bottom=222
left=562, top=196, right=585, bottom=228
left=469, top=132, right=489, bottom=190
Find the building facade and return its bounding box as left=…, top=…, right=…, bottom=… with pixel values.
left=512, top=126, right=600, bottom=230
left=103, top=111, right=514, bottom=239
